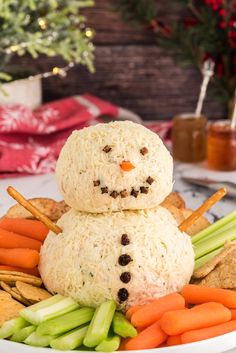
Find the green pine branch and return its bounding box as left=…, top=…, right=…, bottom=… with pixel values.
left=0, top=0, right=95, bottom=81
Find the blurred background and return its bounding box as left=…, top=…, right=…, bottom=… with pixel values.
left=1, top=0, right=236, bottom=176
left=4, top=0, right=231, bottom=120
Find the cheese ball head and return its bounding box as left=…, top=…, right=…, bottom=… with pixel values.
left=56, top=121, right=173, bottom=213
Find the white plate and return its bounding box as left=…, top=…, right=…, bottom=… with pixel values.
left=0, top=331, right=236, bottom=353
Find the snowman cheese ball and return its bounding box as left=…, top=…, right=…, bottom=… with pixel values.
left=40, top=121, right=194, bottom=309
left=56, top=121, right=173, bottom=213
left=39, top=207, right=194, bottom=309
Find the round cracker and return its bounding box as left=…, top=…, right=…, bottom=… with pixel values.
left=16, top=281, right=52, bottom=302
left=0, top=274, right=42, bottom=287
left=0, top=282, right=31, bottom=306
left=0, top=270, right=40, bottom=280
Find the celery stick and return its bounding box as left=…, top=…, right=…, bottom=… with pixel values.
left=20, top=294, right=79, bottom=325
left=195, top=226, right=236, bottom=259
left=112, top=312, right=137, bottom=338
left=24, top=331, right=56, bottom=347
left=194, top=239, right=236, bottom=270
left=37, top=307, right=94, bottom=336
left=194, top=248, right=221, bottom=270
left=0, top=317, right=29, bottom=339
left=83, top=300, right=116, bottom=347
left=194, top=219, right=236, bottom=246
left=192, top=210, right=236, bottom=244
left=50, top=325, right=89, bottom=351
left=11, top=325, right=36, bottom=343
left=95, top=335, right=120, bottom=352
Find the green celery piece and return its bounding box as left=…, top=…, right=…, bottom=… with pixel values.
left=95, top=335, right=120, bottom=352
left=50, top=325, right=89, bottom=351
left=20, top=294, right=79, bottom=325
left=192, top=210, right=236, bottom=244
left=0, top=317, right=29, bottom=339
left=194, top=226, right=236, bottom=259
left=194, top=239, right=236, bottom=269
left=194, top=248, right=221, bottom=270
left=37, top=307, right=94, bottom=336
left=83, top=300, right=116, bottom=347
left=194, top=219, right=236, bottom=246
left=24, top=331, right=56, bottom=347
left=112, top=312, right=137, bottom=338
left=11, top=325, right=36, bottom=342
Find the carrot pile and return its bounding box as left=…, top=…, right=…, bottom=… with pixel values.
left=122, top=284, right=236, bottom=350
left=0, top=218, right=49, bottom=275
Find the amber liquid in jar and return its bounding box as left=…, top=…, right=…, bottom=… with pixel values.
left=207, top=120, right=236, bottom=171
left=172, top=114, right=207, bottom=163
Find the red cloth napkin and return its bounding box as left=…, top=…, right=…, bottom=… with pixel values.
left=0, top=95, right=172, bottom=178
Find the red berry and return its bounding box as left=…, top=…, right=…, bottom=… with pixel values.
left=219, top=21, right=227, bottom=28
left=219, top=9, right=227, bottom=16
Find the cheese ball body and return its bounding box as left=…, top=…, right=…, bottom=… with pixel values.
left=39, top=207, right=194, bottom=310
left=56, top=121, right=173, bottom=213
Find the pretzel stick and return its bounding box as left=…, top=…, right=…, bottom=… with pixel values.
left=7, top=186, right=62, bottom=235
left=179, top=188, right=227, bottom=233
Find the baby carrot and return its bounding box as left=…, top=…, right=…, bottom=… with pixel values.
left=124, top=321, right=167, bottom=350
left=126, top=305, right=144, bottom=321
left=131, top=293, right=185, bottom=328
left=0, top=228, right=42, bottom=251
left=230, top=309, right=236, bottom=320
left=167, top=335, right=182, bottom=346
left=160, top=302, right=231, bottom=336
left=120, top=161, right=135, bottom=172
left=181, top=320, right=236, bottom=344
left=0, top=218, right=49, bottom=242
left=0, top=248, right=39, bottom=269
left=0, top=265, right=40, bottom=277
left=181, top=284, right=236, bottom=308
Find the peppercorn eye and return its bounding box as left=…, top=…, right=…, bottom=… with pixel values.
left=140, top=147, right=149, bottom=155
left=103, top=145, right=112, bottom=153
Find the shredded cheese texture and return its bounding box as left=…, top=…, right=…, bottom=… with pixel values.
left=39, top=207, right=194, bottom=310
left=56, top=121, right=173, bottom=213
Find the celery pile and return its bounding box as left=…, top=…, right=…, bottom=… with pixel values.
left=0, top=295, right=137, bottom=352
left=192, top=210, right=236, bottom=269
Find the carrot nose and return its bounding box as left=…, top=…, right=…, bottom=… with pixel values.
left=120, top=160, right=135, bottom=171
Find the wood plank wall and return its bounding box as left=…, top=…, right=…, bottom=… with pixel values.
left=16, top=0, right=225, bottom=120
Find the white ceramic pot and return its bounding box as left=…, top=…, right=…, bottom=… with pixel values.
left=0, top=77, right=42, bottom=109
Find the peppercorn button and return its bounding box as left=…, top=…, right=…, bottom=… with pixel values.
left=120, top=272, right=131, bottom=283
left=118, top=254, right=132, bottom=266
left=118, top=288, right=129, bottom=302
left=121, top=234, right=130, bottom=246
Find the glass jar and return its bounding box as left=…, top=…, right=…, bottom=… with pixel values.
left=207, top=120, right=236, bottom=171
left=172, top=113, right=207, bottom=163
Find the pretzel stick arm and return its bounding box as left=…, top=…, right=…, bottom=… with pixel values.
left=7, top=186, right=62, bottom=235
left=179, top=188, right=227, bottom=233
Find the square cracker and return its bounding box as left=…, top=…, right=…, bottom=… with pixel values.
left=16, top=281, right=52, bottom=302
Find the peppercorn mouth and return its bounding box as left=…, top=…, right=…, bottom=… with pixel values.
left=93, top=176, right=155, bottom=199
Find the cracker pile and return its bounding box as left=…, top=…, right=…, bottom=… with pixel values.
left=160, top=192, right=211, bottom=236
left=192, top=242, right=236, bottom=289
left=0, top=270, right=51, bottom=323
